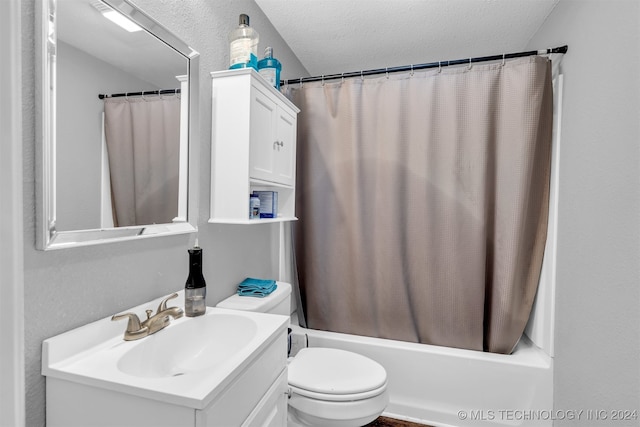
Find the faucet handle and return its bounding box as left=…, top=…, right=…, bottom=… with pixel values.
left=112, top=312, right=142, bottom=331
left=111, top=312, right=149, bottom=340
left=157, top=292, right=179, bottom=313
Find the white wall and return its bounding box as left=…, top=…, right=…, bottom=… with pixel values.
left=20, top=1, right=309, bottom=426
left=527, top=0, right=640, bottom=424
left=0, top=0, right=25, bottom=425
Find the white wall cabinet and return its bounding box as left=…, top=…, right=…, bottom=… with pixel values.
left=210, top=68, right=300, bottom=224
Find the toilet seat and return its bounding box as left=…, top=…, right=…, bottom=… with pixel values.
left=289, top=382, right=387, bottom=402
left=288, top=348, right=387, bottom=402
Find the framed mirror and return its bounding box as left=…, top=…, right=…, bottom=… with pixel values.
left=36, top=0, right=199, bottom=250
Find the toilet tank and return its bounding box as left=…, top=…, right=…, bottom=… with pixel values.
left=216, top=281, right=291, bottom=315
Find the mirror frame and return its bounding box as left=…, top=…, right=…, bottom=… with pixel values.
left=36, top=0, right=200, bottom=250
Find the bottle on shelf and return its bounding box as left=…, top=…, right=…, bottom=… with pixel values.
left=258, top=46, right=282, bottom=89
left=229, top=14, right=259, bottom=71
left=250, top=194, right=260, bottom=219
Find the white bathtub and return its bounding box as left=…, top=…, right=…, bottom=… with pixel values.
left=289, top=317, right=553, bottom=427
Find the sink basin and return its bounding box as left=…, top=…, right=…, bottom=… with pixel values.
left=118, top=313, right=258, bottom=378
left=42, top=291, right=288, bottom=410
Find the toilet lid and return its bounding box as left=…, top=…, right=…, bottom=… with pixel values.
left=288, top=348, right=387, bottom=396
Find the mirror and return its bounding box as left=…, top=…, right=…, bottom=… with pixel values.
left=36, top=0, right=199, bottom=249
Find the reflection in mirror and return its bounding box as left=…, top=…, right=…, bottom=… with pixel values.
left=37, top=0, right=200, bottom=249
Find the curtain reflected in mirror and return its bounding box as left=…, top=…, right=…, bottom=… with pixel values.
left=103, top=95, right=181, bottom=227
left=54, top=0, right=188, bottom=230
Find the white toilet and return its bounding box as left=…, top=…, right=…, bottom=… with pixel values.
left=216, top=282, right=389, bottom=427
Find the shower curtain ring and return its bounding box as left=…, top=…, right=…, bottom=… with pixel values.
left=300, top=77, right=303, bottom=87
left=502, top=53, right=506, bottom=67
left=321, top=75, right=325, bottom=86
left=468, top=58, right=472, bottom=70
left=341, top=73, right=345, bottom=84
left=438, top=61, right=442, bottom=73
left=386, top=67, right=389, bottom=79
left=361, top=70, right=364, bottom=81
left=410, top=64, right=414, bottom=77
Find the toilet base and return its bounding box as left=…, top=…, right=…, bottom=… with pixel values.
left=286, top=389, right=388, bottom=427
left=287, top=408, right=379, bottom=427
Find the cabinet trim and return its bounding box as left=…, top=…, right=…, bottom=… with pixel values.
left=210, top=68, right=299, bottom=114
left=208, top=217, right=298, bottom=225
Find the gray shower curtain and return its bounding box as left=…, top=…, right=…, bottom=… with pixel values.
left=103, top=95, right=181, bottom=227
left=287, top=56, right=553, bottom=354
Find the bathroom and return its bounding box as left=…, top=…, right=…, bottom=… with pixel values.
left=1, top=0, right=638, bottom=426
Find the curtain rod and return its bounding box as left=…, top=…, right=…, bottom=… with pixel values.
left=281, top=45, right=568, bottom=86
left=98, top=88, right=181, bottom=100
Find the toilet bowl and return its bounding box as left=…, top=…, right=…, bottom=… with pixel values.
left=216, top=282, right=389, bottom=427
left=287, top=347, right=388, bottom=426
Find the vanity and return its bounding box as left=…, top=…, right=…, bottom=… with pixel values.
left=42, top=291, right=289, bottom=427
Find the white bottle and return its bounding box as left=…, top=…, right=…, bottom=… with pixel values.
left=229, top=14, right=259, bottom=70
left=250, top=194, right=260, bottom=219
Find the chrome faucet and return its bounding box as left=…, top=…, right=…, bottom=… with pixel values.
left=112, top=293, right=184, bottom=341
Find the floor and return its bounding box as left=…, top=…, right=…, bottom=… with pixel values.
left=365, top=416, right=433, bottom=427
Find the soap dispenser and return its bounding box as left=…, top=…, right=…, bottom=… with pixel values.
left=185, top=240, right=207, bottom=317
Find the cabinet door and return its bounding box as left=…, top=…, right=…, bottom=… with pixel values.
left=273, top=108, right=296, bottom=187
left=242, top=370, right=288, bottom=427
left=249, top=87, right=278, bottom=183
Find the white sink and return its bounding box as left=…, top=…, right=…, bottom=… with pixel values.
left=42, top=291, right=288, bottom=410
left=117, top=312, right=258, bottom=378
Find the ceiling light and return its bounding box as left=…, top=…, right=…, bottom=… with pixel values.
left=92, top=1, right=143, bottom=33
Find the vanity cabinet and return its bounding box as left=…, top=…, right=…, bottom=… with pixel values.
left=46, top=333, right=288, bottom=427
left=43, top=294, right=290, bottom=427
left=209, top=68, right=300, bottom=224
left=197, top=343, right=289, bottom=427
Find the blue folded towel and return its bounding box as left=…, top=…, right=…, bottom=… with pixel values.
left=237, top=277, right=277, bottom=298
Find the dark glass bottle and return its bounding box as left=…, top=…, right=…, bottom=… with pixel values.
left=185, top=244, right=206, bottom=317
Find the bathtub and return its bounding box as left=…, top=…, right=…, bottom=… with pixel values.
left=288, top=316, right=553, bottom=427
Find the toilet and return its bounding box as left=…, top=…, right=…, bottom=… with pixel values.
left=216, top=282, right=389, bottom=427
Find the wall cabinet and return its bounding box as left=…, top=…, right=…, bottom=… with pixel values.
left=209, top=68, right=300, bottom=224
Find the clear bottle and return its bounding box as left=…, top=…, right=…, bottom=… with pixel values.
left=228, top=14, right=259, bottom=70
left=185, top=242, right=206, bottom=317
left=258, top=46, right=282, bottom=89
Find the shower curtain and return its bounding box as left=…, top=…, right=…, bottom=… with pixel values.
left=103, top=95, right=181, bottom=227
left=287, top=56, right=553, bottom=354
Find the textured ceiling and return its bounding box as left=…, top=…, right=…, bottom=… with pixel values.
left=255, top=0, right=559, bottom=77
